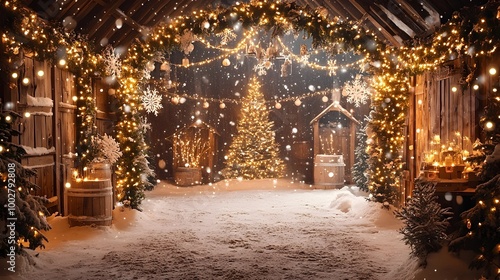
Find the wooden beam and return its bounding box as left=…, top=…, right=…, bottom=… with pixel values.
left=87, top=0, right=128, bottom=38
left=72, top=0, right=99, bottom=23
left=146, top=0, right=198, bottom=26
left=394, top=0, right=431, bottom=30
left=339, top=0, right=401, bottom=46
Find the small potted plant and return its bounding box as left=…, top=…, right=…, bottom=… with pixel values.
left=86, top=133, right=122, bottom=180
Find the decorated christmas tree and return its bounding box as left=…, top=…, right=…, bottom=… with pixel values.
left=221, top=77, right=285, bottom=179
left=352, top=118, right=370, bottom=192
left=449, top=145, right=500, bottom=277
left=395, top=180, right=452, bottom=267
left=0, top=108, right=51, bottom=259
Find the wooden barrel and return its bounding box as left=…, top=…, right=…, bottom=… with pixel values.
left=314, top=154, right=345, bottom=188
left=174, top=167, right=202, bottom=186
left=86, top=162, right=111, bottom=180
left=66, top=179, right=113, bottom=226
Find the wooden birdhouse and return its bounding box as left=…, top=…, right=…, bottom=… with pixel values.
left=310, top=102, right=359, bottom=187
left=172, top=120, right=219, bottom=186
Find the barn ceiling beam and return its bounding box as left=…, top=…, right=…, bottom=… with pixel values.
left=338, top=0, right=402, bottom=46
left=87, top=0, right=128, bottom=38
left=393, top=0, right=431, bottom=30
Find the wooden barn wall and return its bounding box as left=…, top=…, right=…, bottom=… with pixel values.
left=412, top=61, right=477, bottom=187
left=6, top=53, right=115, bottom=215
left=10, top=55, right=58, bottom=209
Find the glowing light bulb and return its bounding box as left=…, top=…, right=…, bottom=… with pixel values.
left=37, top=70, right=44, bottom=77
left=22, top=77, right=30, bottom=85
left=490, top=67, right=497, bottom=75
left=115, top=18, right=123, bottom=29
left=11, top=72, right=18, bottom=79
left=485, top=121, right=495, bottom=130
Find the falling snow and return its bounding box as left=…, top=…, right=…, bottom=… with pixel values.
left=343, top=75, right=371, bottom=107
left=141, top=87, right=163, bottom=116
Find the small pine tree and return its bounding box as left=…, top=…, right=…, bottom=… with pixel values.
left=352, top=118, right=370, bottom=191
left=221, top=77, right=285, bottom=179
left=0, top=109, right=51, bottom=257
left=395, top=180, right=452, bottom=267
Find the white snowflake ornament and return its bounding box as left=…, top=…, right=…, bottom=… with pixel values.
left=141, top=87, right=163, bottom=116
left=254, top=62, right=268, bottom=76
left=216, top=28, right=237, bottom=46
left=343, top=75, right=371, bottom=107
left=103, top=46, right=122, bottom=79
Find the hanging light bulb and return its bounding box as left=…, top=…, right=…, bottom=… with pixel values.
left=115, top=18, right=123, bottom=29
left=219, top=102, right=226, bottom=109
left=322, top=96, right=329, bottom=102
left=275, top=102, right=282, bottom=109
left=294, top=99, right=302, bottom=106
left=182, top=58, right=190, bottom=67
left=203, top=101, right=210, bottom=108
left=222, top=58, right=231, bottom=67
left=37, top=70, right=44, bottom=77
left=171, top=96, right=179, bottom=105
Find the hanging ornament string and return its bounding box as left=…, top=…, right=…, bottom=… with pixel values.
left=170, top=29, right=257, bottom=68
left=155, top=82, right=336, bottom=106
left=275, top=37, right=366, bottom=73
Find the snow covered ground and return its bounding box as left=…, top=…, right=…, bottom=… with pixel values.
left=2, top=179, right=485, bottom=279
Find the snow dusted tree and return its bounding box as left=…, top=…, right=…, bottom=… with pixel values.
left=0, top=109, right=51, bottom=259
left=449, top=145, right=500, bottom=278
left=352, top=118, right=370, bottom=191
left=221, top=76, right=285, bottom=179
left=395, top=180, right=452, bottom=266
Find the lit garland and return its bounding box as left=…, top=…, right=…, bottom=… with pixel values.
left=3, top=0, right=500, bottom=210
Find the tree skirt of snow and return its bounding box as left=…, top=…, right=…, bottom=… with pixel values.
left=2, top=179, right=482, bottom=279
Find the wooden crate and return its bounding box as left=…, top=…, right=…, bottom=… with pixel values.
left=174, top=167, right=202, bottom=186
left=66, top=179, right=113, bottom=226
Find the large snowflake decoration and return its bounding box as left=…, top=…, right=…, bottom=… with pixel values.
left=216, top=28, right=237, bottom=46
left=343, top=75, right=371, bottom=107
left=141, top=87, right=163, bottom=116
left=103, top=46, right=122, bottom=79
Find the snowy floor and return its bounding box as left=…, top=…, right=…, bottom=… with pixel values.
left=3, top=179, right=485, bottom=279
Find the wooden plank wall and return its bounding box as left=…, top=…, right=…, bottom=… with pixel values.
left=13, top=55, right=58, bottom=209
left=413, top=61, right=477, bottom=184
